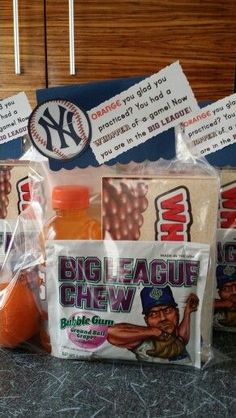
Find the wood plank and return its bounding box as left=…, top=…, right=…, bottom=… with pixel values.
left=0, top=0, right=46, bottom=107
left=46, top=0, right=236, bottom=100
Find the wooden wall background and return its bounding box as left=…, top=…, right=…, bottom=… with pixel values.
left=0, top=0, right=236, bottom=105
left=46, top=0, right=236, bottom=101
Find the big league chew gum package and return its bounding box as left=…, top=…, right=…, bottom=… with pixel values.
left=45, top=168, right=219, bottom=368
left=214, top=169, right=236, bottom=332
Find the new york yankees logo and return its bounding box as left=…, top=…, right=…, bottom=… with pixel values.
left=28, top=99, right=91, bottom=160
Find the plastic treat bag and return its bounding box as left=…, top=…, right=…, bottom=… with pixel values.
left=0, top=129, right=220, bottom=367
left=176, top=124, right=236, bottom=334
left=41, top=154, right=219, bottom=368
left=0, top=161, right=32, bottom=260
left=0, top=161, right=46, bottom=351
left=214, top=169, right=236, bottom=332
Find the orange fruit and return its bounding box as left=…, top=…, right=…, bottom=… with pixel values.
left=0, top=274, right=40, bottom=348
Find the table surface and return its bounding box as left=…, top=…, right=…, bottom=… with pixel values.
left=0, top=331, right=235, bottom=418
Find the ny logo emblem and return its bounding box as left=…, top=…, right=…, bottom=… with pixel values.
left=38, top=105, right=81, bottom=151
left=29, top=99, right=91, bottom=161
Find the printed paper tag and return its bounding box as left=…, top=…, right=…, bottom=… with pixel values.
left=89, top=62, right=199, bottom=163
left=0, top=92, right=32, bottom=146
left=181, top=94, right=236, bottom=157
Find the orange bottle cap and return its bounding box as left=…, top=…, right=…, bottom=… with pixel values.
left=52, top=185, right=89, bottom=210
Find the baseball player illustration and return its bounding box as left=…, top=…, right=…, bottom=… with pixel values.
left=214, top=265, right=236, bottom=328
left=107, top=285, right=199, bottom=364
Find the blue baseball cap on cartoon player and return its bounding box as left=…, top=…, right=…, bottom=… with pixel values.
left=140, top=286, right=178, bottom=314
left=216, top=265, right=236, bottom=290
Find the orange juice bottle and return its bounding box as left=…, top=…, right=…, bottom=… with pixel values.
left=40, top=185, right=101, bottom=351
left=47, top=185, right=101, bottom=240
